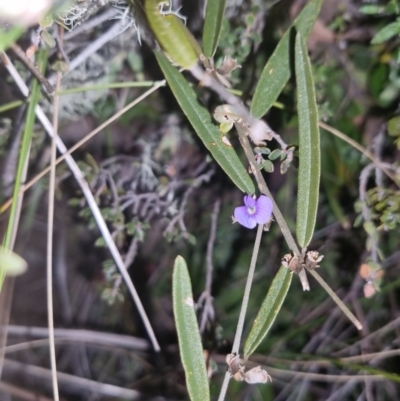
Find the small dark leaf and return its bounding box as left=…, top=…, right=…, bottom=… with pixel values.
left=388, top=116, right=400, bottom=136
left=359, top=5, right=386, bottom=15
left=41, top=29, right=56, bottom=48
left=280, top=160, right=291, bottom=174
left=262, top=159, right=274, bottom=173
left=268, top=149, right=282, bottom=161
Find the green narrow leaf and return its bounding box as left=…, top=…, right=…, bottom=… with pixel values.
left=202, top=0, right=227, bottom=58
left=295, top=32, right=320, bottom=248
left=244, top=266, right=292, bottom=358
left=359, top=5, right=386, bottom=15
left=173, top=256, right=210, bottom=401
left=250, top=0, right=322, bottom=118
left=155, top=51, right=255, bottom=194
left=371, top=20, right=400, bottom=45
left=0, top=100, right=24, bottom=113
left=1, top=49, right=45, bottom=289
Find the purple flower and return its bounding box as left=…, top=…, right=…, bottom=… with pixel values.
left=233, top=195, right=273, bottom=229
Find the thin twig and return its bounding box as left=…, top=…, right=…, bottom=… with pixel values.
left=205, top=200, right=220, bottom=294
left=56, top=81, right=159, bottom=95
left=217, top=372, right=231, bottom=401
left=0, top=382, right=54, bottom=401
left=49, top=20, right=128, bottom=83
left=164, top=169, right=214, bottom=238
left=53, top=31, right=70, bottom=65
left=308, top=270, right=362, bottom=330
left=55, top=228, right=73, bottom=324
left=199, top=199, right=220, bottom=333
left=231, top=223, right=264, bottom=354
left=319, top=121, right=400, bottom=188
left=2, top=359, right=141, bottom=399
left=334, top=315, right=400, bottom=357
left=246, top=347, right=400, bottom=367
left=47, top=70, right=61, bottom=401
left=266, top=366, right=387, bottom=383
left=3, top=325, right=149, bottom=352
left=63, top=8, right=118, bottom=40
left=10, top=43, right=54, bottom=95
left=124, top=238, right=139, bottom=270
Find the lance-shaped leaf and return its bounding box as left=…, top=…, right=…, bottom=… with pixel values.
left=371, top=19, right=400, bottom=45
left=244, top=266, right=292, bottom=357
left=156, top=51, right=255, bottom=194
left=1, top=50, right=44, bottom=289
left=250, top=0, right=322, bottom=118
left=295, top=32, right=320, bottom=248
left=202, top=0, right=227, bottom=58
left=173, top=256, right=210, bottom=401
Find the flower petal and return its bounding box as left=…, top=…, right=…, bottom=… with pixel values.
left=234, top=206, right=257, bottom=229
left=244, top=195, right=256, bottom=208
left=254, top=195, right=273, bottom=224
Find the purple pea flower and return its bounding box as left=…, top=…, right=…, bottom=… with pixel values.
left=233, top=195, right=273, bottom=229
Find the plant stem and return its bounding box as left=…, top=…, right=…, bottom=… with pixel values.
left=56, top=80, right=163, bottom=95
left=236, top=121, right=362, bottom=329
left=235, top=123, right=310, bottom=290
left=10, top=43, right=54, bottom=95
left=217, top=223, right=263, bottom=401
left=47, top=70, right=61, bottom=401
left=319, top=122, right=399, bottom=188
left=232, top=223, right=264, bottom=354
left=308, top=269, right=362, bottom=330
left=217, top=372, right=231, bottom=401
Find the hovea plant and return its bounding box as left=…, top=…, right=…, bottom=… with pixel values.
left=5, top=0, right=400, bottom=399
left=141, top=0, right=364, bottom=399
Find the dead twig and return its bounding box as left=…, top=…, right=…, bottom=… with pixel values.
left=199, top=199, right=220, bottom=333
